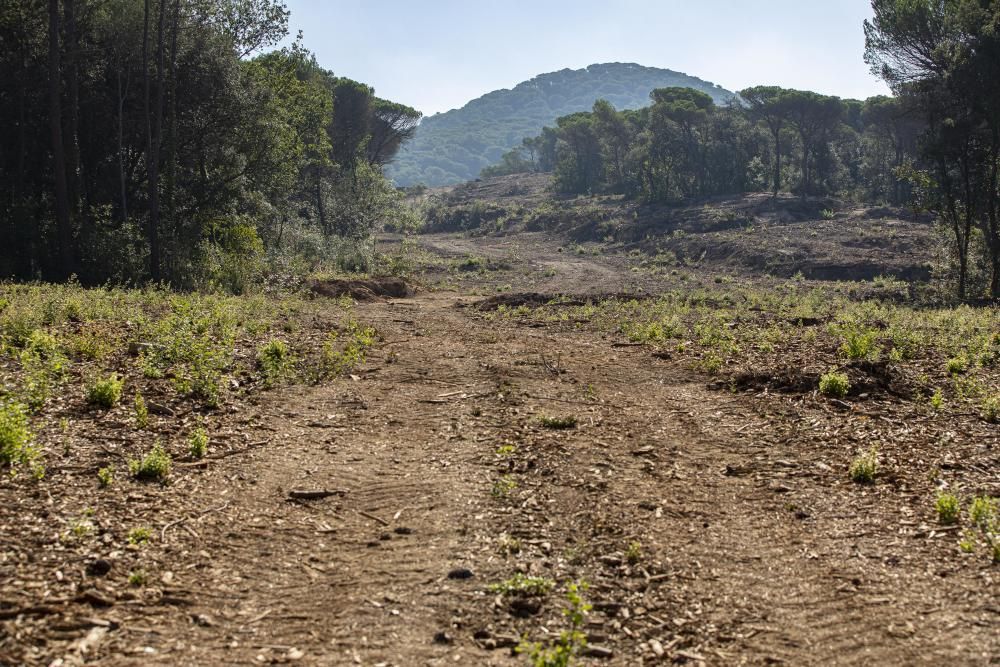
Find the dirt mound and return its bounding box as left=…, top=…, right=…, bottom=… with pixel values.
left=726, top=360, right=913, bottom=398
left=310, top=277, right=415, bottom=301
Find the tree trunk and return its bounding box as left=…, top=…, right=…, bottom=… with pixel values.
left=772, top=124, right=781, bottom=197
left=117, top=69, right=129, bottom=223
left=63, top=0, right=81, bottom=214
left=48, top=0, right=74, bottom=279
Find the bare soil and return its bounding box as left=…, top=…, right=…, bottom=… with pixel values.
left=2, top=222, right=998, bottom=666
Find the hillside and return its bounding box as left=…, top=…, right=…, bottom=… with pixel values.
left=387, top=63, right=734, bottom=187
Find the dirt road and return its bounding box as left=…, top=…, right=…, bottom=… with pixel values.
left=5, top=236, right=997, bottom=666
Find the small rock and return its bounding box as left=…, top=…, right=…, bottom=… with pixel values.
left=447, top=567, right=474, bottom=580
left=286, top=648, right=304, bottom=661
left=433, top=631, right=453, bottom=645
left=191, top=613, right=214, bottom=627
left=85, top=559, right=112, bottom=577
left=473, top=629, right=491, bottom=640
left=649, top=638, right=664, bottom=657
left=509, top=597, right=542, bottom=617
left=394, top=526, right=413, bottom=535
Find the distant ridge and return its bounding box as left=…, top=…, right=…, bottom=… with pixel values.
left=387, top=63, right=734, bottom=187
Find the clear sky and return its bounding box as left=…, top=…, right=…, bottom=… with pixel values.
left=281, top=0, right=889, bottom=117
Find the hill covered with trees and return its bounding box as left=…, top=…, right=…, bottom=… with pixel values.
left=386, top=63, right=733, bottom=187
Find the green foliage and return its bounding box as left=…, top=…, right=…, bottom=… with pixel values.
left=489, top=573, right=555, bottom=597
left=819, top=372, right=850, bottom=398
left=849, top=448, right=878, bottom=484
left=128, top=570, right=148, bottom=587
left=97, top=466, right=114, bottom=488
left=538, top=415, right=578, bottom=430
left=129, top=442, right=172, bottom=482
left=519, top=582, right=591, bottom=667
left=134, top=393, right=149, bottom=429
left=935, top=492, right=960, bottom=525
left=492, top=475, right=518, bottom=498
left=258, top=339, right=294, bottom=386
left=625, top=541, right=643, bottom=564
left=128, top=527, right=152, bottom=546
left=0, top=402, right=40, bottom=473
left=840, top=330, right=878, bottom=360
left=189, top=427, right=209, bottom=459
left=87, top=374, right=124, bottom=409
left=389, top=63, right=733, bottom=187
left=982, top=396, right=1000, bottom=423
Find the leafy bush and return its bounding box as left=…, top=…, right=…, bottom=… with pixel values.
left=0, top=402, right=39, bottom=472
left=188, top=427, right=208, bottom=459
left=840, top=330, right=878, bottom=360
left=849, top=447, right=878, bottom=484
left=129, top=442, right=172, bottom=482
left=258, top=339, right=293, bottom=386
left=87, top=373, right=124, bottom=409
left=935, top=492, right=960, bottom=525
left=819, top=371, right=850, bottom=398
left=539, top=415, right=577, bottom=429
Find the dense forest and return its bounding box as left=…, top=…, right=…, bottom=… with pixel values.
left=0, top=0, right=420, bottom=288
left=491, top=87, right=919, bottom=205
left=387, top=63, right=733, bottom=188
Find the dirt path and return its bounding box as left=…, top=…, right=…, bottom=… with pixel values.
left=80, top=281, right=997, bottom=666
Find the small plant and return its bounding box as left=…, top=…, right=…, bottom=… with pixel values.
left=128, top=570, right=147, bottom=586
left=495, top=443, right=516, bottom=457
left=935, top=492, right=960, bottom=525
left=128, top=526, right=152, bottom=546
left=0, top=401, right=40, bottom=474
left=625, top=541, right=643, bottom=564
left=539, top=414, right=577, bottom=430
left=134, top=392, right=149, bottom=429
left=821, top=208, right=836, bottom=220
left=188, top=427, right=208, bottom=459
left=97, top=466, right=114, bottom=488
left=258, top=339, right=293, bottom=386
left=930, top=388, right=944, bottom=410
left=492, top=475, right=517, bottom=498
left=966, top=496, right=999, bottom=562
left=128, top=442, right=171, bottom=482
left=981, top=396, right=1000, bottom=423
left=87, top=373, right=124, bottom=409
left=946, top=355, right=967, bottom=375
left=840, top=330, right=878, bottom=360
left=849, top=447, right=878, bottom=484
left=819, top=371, right=850, bottom=398
left=518, top=582, right=591, bottom=667
left=489, top=573, right=555, bottom=597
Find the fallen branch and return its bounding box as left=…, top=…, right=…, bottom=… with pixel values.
left=288, top=489, right=349, bottom=501
left=357, top=510, right=390, bottom=526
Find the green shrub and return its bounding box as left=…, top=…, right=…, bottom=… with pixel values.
left=981, top=396, right=1000, bottom=423
left=935, top=492, right=960, bottom=525
left=129, top=442, right=171, bottom=482
left=489, top=573, right=555, bottom=596
left=188, top=427, right=208, bottom=459
left=840, top=330, right=878, bottom=360
left=258, top=339, right=293, bottom=386
left=134, top=392, right=149, bottom=428
left=128, top=527, right=152, bottom=545
left=946, top=355, right=967, bottom=375
left=819, top=371, right=850, bottom=398
left=849, top=447, right=878, bottom=484
left=0, top=402, right=39, bottom=472
left=97, top=466, right=114, bottom=488
left=87, top=373, right=124, bottom=409
left=539, top=415, right=577, bottom=429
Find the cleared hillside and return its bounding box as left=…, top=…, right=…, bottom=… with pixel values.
left=387, top=63, right=734, bottom=187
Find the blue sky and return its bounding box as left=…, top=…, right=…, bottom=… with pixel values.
left=281, top=1, right=889, bottom=117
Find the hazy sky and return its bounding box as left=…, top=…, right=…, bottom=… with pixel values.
left=281, top=0, right=889, bottom=117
